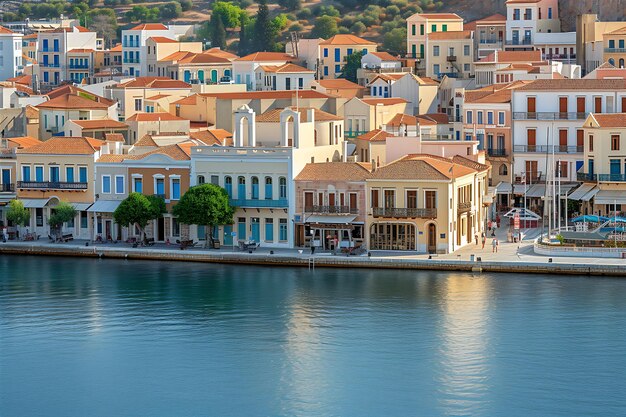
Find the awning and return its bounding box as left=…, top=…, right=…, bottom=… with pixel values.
left=495, top=181, right=512, bottom=194
left=305, top=214, right=357, bottom=224
left=593, top=190, right=626, bottom=205
left=568, top=183, right=596, bottom=201
left=72, top=203, right=93, bottom=211
left=558, top=184, right=576, bottom=196
left=21, top=198, right=51, bottom=208
left=581, top=186, right=600, bottom=202
left=526, top=184, right=546, bottom=198
left=87, top=200, right=122, bottom=213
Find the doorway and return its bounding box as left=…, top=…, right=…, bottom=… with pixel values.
left=105, top=219, right=112, bottom=240
left=428, top=223, right=437, bottom=254
left=157, top=217, right=165, bottom=241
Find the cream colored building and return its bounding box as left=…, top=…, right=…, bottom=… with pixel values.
left=366, top=154, right=489, bottom=253
left=343, top=97, right=410, bottom=138
left=576, top=14, right=626, bottom=74
left=145, top=36, right=202, bottom=76
left=254, top=63, right=315, bottom=91
left=125, top=112, right=190, bottom=145
left=603, top=27, right=626, bottom=69
left=425, top=30, right=474, bottom=79
left=406, top=13, right=463, bottom=61
left=318, top=34, right=377, bottom=79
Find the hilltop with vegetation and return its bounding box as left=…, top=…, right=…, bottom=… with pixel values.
left=2, top=0, right=625, bottom=52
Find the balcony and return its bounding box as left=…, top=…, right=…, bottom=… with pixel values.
left=437, top=72, right=459, bottom=79
left=604, top=48, right=626, bottom=53
left=458, top=202, right=472, bottom=213
left=487, top=148, right=508, bottom=157
left=69, top=64, right=89, bottom=69
left=372, top=207, right=437, bottom=218
left=229, top=198, right=289, bottom=208
left=513, top=145, right=583, bottom=154
left=344, top=130, right=368, bottom=139
left=0, top=183, right=14, bottom=192
left=40, top=62, right=60, bottom=68
left=513, top=112, right=588, bottom=120
left=305, top=205, right=358, bottom=214
left=479, top=38, right=503, bottom=45
left=578, top=173, right=626, bottom=182
left=446, top=55, right=457, bottom=62
left=17, top=181, right=88, bottom=190
left=506, top=39, right=532, bottom=46
left=448, top=115, right=463, bottom=123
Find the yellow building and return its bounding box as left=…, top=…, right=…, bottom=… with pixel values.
left=343, top=97, right=410, bottom=138
left=603, top=27, right=626, bottom=69
left=406, top=13, right=464, bottom=60
left=425, top=30, right=474, bottom=79
left=318, top=34, right=377, bottom=79
left=366, top=154, right=489, bottom=253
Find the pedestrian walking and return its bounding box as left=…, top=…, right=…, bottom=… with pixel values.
left=475, top=233, right=478, bottom=245
left=491, top=221, right=498, bottom=237
left=481, top=233, right=486, bottom=249
left=492, top=237, right=499, bottom=253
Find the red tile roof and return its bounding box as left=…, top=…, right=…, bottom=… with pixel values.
left=17, top=136, right=103, bottom=155
left=356, top=129, right=387, bottom=142
left=71, top=119, right=128, bottom=129
left=130, top=23, right=169, bottom=31
left=200, top=90, right=331, bottom=100
left=36, top=94, right=112, bottom=110
left=296, top=162, right=372, bottom=181
left=256, top=107, right=342, bottom=123
left=319, top=34, right=376, bottom=46
left=428, top=30, right=473, bottom=40
left=0, top=26, right=16, bottom=34
left=588, top=113, right=626, bottom=128
left=316, top=79, right=364, bottom=90
left=480, top=50, right=543, bottom=63
left=259, top=63, right=314, bottom=73
left=148, top=36, right=177, bottom=43
left=126, top=112, right=187, bottom=122
left=361, top=98, right=408, bottom=106
left=116, top=77, right=191, bottom=89
left=236, top=52, right=296, bottom=62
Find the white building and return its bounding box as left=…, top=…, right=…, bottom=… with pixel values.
left=505, top=0, right=560, bottom=50
left=121, top=23, right=176, bottom=77
left=534, top=32, right=577, bottom=64
left=368, top=73, right=439, bottom=115
left=232, top=52, right=296, bottom=91
left=361, top=51, right=402, bottom=70
left=254, top=63, right=315, bottom=91
left=0, top=27, right=23, bottom=82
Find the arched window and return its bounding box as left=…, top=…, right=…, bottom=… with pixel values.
left=197, top=175, right=205, bottom=185
left=499, top=164, right=508, bottom=176
left=251, top=176, right=259, bottom=199
left=197, top=70, right=205, bottom=83
left=265, top=177, right=273, bottom=199
left=609, top=58, right=615, bottom=66
left=620, top=58, right=625, bottom=69
left=279, top=177, right=287, bottom=199
left=224, top=176, right=232, bottom=197
left=183, top=70, right=191, bottom=83
left=238, top=176, right=246, bottom=200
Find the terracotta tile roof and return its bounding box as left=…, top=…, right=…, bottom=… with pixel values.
left=178, top=52, right=231, bottom=64
left=428, top=30, right=473, bottom=40
left=319, top=34, right=376, bottom=46
left=133, top=143, right=191, bottom=160
left=588, top=113, right=626, bottom=128
left=356, top=129, right=387, bottom=142
left=387, top=113, right=419, bottom=127
left=126, top=112, right=187, bottom=122
left=45, top=85, right=115, bottom=106
left=97, top=154, right=126, bottom=163
left=317, top=79, right=364, bottom=89
left=517, top=79, right=626, bottom=91
left=23, top=34, right=37, bottom=39
left=7, top=74, right=31, bottom=86
left=203, top=48, right=239, bottom=60
left=200, top=90, right=331, bottom=100
left=190, top=121, right=214, bottom=129
left=361, top=97, right=408, bottom=106
left=116, top=77, right=191, bottom=89
left=105, top=133, right=125, bottom=142
left=475, top=13, right=507, bottom=24
left=172, top=95, right=197, bottom=105
left=130, top=23, right=169, bottom=31
left=71, top=119, right=128, bottom=129
left=134, top=134, right=158, bottom=147
left=258, top=63, right=314, bottom=73
left=17, top=136, right=103, bottom=155
left=464, top=20, right=477, bottom=31
left=596, top=61, right=616, bottom=70
left=148, top=36, right=177, bottom=43
left=369, top=52, right=399, bottom=61
left=110, top=44, right=122, bottom=52
left=0, top=81, right=33, bottom=95
left=189, top=129, right=233, bottom=146
left=256, top=107, right=342, bottom=123
left=410, top=13, right=462, bottom=20
left=146, top=94, right=170, bottom=100
left=36, top=94, right=112, bottom=110
left=236, top=52, right=296, bottom=62
left=423, top=113, right=450, bottom=124
left=452, top=155, right=489, bottom=172
left=68, top=48, right=94, bottom=53
left=369, top=73, right=405, bottom=84
left=6, top=136, right=41, bottom=148
left=52, top=25, right=91, bottom=33
left=480, top=50, right=543, bottom=63
left=414, top=75, right=439, bottom=85
left=371, top=155, right=476, bottom=180
left=296, top=162, right=372, bottom=181
left=25, top=105, right=39, bottom=119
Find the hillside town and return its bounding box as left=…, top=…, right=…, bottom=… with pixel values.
left=0, top=0, right=625, bottom=257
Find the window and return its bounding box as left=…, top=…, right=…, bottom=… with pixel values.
left=612, top=135, right=620, bottom=151
left=155, top=178, right=165, bottom=196
left=420, top=24, right=424, bottom=35
left=22, top=166, right=31, bottom=182
left=210, top=175, right=219, bottom=185
left=133, top=177, right=142, bottom=193
left=279, top=177, right=287, bottom=199
left=383, top=190, right=395, bottom=209
left=412, top=25, right=416, bottom=36
left=172, top=218, right=180, bottom=237
left=498, top=112, right=505, bottom=125
left=115, top=175, right=124, bottom=194
left=425, top=190, right=436, bottom=209
left=265, top=218, right=273, bottom=242
left=79, top=167, right=87, bottom=183
left=171, top=178, right=180, bottom=200
left=433, top=64, right=440, bottom=74
left=35, top=166, right=43, bottom=182
left=102, top=175, right=111, bottom=193
left=335, top=64, right=341, bottom=73
left=49, top=166, right=59, bottom=182
left=197, top=175, right=206, bottom=185
left=225, top=176, right=232, bottom=197
left=513, top=8, right=520, bottom=20
left=371, top=189, right=379, bottom=208
left=279, top=219, right=287, bottom=241
left=524, top=8, right=532, bottom=19
left=406, top=190, right=417, bottom=209
left=134, top=99, right=142, bottom=111
left=433, top=45, right=440, bottom=56
left=324, top=66, right=328, bottom=76
left=36, top=208, right=43, bottom=227
left=556, top=161, right=568, bottom=178
left=466, top=111, right=473, bottom=124
left=334, top=48, right=340, bottom=62
left=487, top=112, right=494, bottom=125
left=589, top=135, right=594, bottom=151
left=442, top=24, right=447, bottom=32
left=431, top=24, right=437, bottom=32
left=323, top=48, right=328, bottom=58
left=477, top=111, right=483, bottom=125
left=499, top=164, right=508, bottom=176
left=251, top=176, right=259, bottom=199
left=464, top=45, right=470, bottom=56
left=81, top=212, right=88, bottom=229
left=265, top=177, right=273, bottom=199
left=66, top=167, right=74, bottom=182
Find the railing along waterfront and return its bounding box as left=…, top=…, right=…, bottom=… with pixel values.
left=373, top=207, right=437, bottom=218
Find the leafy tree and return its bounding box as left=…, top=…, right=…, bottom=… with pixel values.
left=351, top=21, right=366, bottom=35
left=340, top=50, right=362, bottom=83
left=48, top=202, right=77, bottom=239
left=253, top=0, right=274, bottom=52
left=172, top=184, right=234, bottom=247
left=278, top=0, right=301, bottom=11
left=6, top=200, right=30, bottom=233
left=212, top=1, right=246, bottom=28
left=160, top=1, right=183, bottom=19
left=89, top=13, right=118, bottom=47
left=113, top=193, right=166, bottom=242
left=180, top=0, right=193, bottom=11
left=383, top=27, right=406, bottom=55
left=211, top=13, right=227, bottom=49
left=238, top=13, right=251, bottom=56
left=312, top=16, right=338, bottom=39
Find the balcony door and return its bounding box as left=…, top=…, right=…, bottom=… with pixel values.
left=428, top=223, right=437, bottom=254
left=525, top=161, right=538, bottom=182
left=577, top=97, right=586, bottom=114
left=527, top=129, right=536, bottom=151
left=527, top=97, right=536, bottom=114
left=50, top=166, right=59, bottom=183
left=559, top=97, right=568, bottom=114
left=559, top=129, right=568, bottom=151
left=594, top=97, right=602, bottom=113
left=304, top=192, right=313, bottom=211
left=2, top=169, right=10, bottom=190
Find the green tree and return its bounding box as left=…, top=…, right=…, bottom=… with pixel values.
left=211, top=13, right=227, bottom=49
left=6, top=200, right=30, bottom=235
left=89, top=12, right=118, bottom=47
left=238, top=13, right=251, bottom=56
left=312, top=15, right=338, bottom=39
left=113, top=193, right=166, bottom=242
left=172, top=184, right=234, bottom=247
left=253, top=0, right=274, bottom=52
left=180, top=0, right=193, bottom=11
left=278, top=0, right=301, bottom=11
left=160, top=1, right=183, bottom=19
left=340, top=50, right=362, bottom=83
left=48, top=202, right=77, bottom=240
left=212, top=1, right=246, bottom=28
left=383, top=27, right=406, bottom=55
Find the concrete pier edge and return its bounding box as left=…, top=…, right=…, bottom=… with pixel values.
left=0, top=242, right=620, bottom=276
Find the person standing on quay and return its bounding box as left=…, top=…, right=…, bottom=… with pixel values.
left=481, top=232, right=486, bottom=249
left=492, top=237, right=499, bottom=253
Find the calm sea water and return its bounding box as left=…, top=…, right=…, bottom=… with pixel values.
left=1, top=256, right=626, bottom=417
